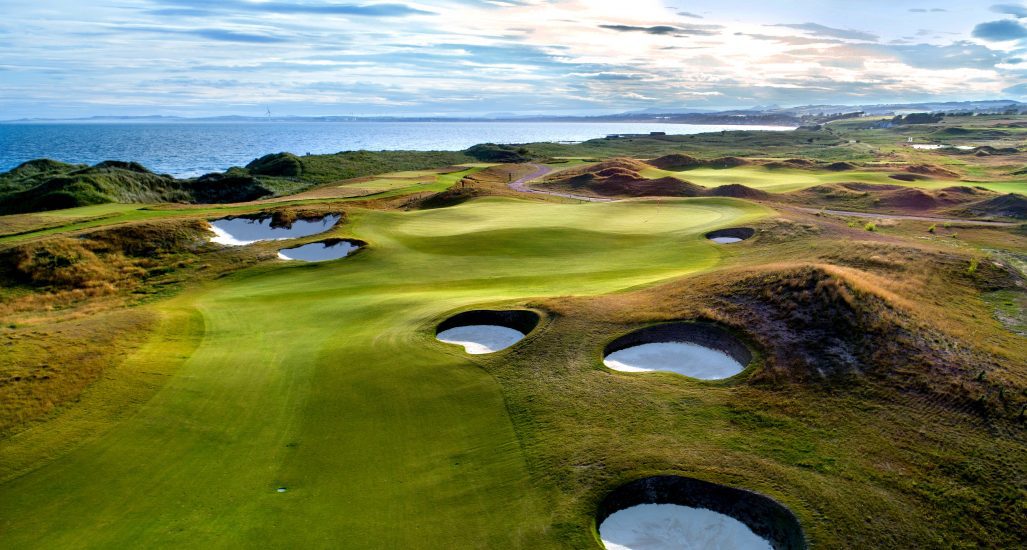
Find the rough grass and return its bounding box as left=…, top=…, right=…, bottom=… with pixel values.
left=0, top=309, right=157, bottom=437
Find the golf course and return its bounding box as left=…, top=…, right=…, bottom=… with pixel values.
left=1, top=197, right=767, bottom=546
left=1, top=119, right=1025, bottom=549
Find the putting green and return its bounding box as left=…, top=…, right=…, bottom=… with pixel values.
left=0, top=197, right=770, bottom=547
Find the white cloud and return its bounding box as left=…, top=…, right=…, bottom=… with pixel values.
left=0, top=0, right=1022, bottom=117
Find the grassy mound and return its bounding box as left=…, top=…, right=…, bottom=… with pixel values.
left=711, top=265, right=919, bottom=381
left=955, top=193, right=1027, bottom=219
left=186, top=170, right=273, bottom=203
left=707, top=184, right=771, bottom=200
left=0, top=161, right=278, bottom=214
left=0, top=150, right=478, bottom=214
left=464, top=143, right=532, bottom=163
left=785, top=183, right=988, bottom=213
left=1, top=219, right=211, bottom=293
left=707, top=156, right=750, bottom=169
left=646, top=153, right=703, bottom=170
left=246, top=152, right=303, bottom=177
left=824, top=161, right=857, bottom=171
left=905, top=164, right=960, bottom=178
left=889, top=173, right=930, bottom=182
left=0, top=162, right=187, bottom=214
left=763, top=158, right=817, bottom=169
left=540, top=158, right=707, bottom=197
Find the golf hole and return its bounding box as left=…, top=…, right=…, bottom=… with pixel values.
left=706, top=227, right=755, bottom=244
left=278, top=239, right=365, bottom=262
left=209, top=214, right=341, bottom=245
left=436, top=309, right=540, bottom=355
left=596, top=476, right=806, bottom=550
left=603, top=322, right=751, bottom=380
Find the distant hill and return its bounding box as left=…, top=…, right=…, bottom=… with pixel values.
left=7, top=99, right=1022, bottom=124
left=0, top=160, right=270, bottom=214
left=0, top=149, right=473, bottom=214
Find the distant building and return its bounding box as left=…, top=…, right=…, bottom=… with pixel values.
left=650, top=131, right=666, bottom=136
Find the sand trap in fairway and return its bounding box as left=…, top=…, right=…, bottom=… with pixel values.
left=600, top=503, right=773, bottom=550
left=604, top=342, right=745, bottom=379
left=209, top=214, right=341, bottom=245
left=706, top=227, right=754, bottom=244
left=278, top=240, right=360, bottom=262
left=436, top=325, right=525, bottom=354
left=597, top=475, right=806, bottom=550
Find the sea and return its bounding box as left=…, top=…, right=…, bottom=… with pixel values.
left=0, top=121, right=793, bottom=177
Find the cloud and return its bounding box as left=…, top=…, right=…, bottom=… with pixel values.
left=972, top=19, right=1027, bottom=41
left=870, top=41, right=1007, bottom=70
left=154, top=1, right=433, bottom=17
left=118, top=25, right=292, bottom=43
left=677, top=11, right=703, bottom=19
left=736, top=33, right=844, bottom=46
left=584, top=72, right=645, bottom=81
left=190, top=29, right=290, bottom=43
left=773, top=23, right=878, bottom=42
left=991, top=3, right=1027, bottom=18
left=1002, top=82, right=1027, bottom=95
left=598, top=24, right=718, bottom=36
left=2, top=0, right=1025, bottom=118
left=246, top=2, right=433, bottom=16
left=909, top=8, right=948, bottom=13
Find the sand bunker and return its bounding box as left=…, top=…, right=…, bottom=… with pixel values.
left=436, top=325, right=526, bottom=354
left=278, top=239, right=363, bottom=262
left=603, top=322, right=751, bottom=380
left=597, top=476, right=806, bottom=550
left=435, top=309, right=540, bottom=355
left=706, top=227, right=755, bottom=244
left=600, top=503, right=772, bottom=550
left=209, top=214, right=341, bottom=245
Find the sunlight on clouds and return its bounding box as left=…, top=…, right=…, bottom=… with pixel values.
left=0, top=0, right=1024, bottom=116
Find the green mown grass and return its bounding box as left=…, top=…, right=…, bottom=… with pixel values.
left=0, top=197, right=768, bottom=548
left=637, top=165, right=1027, bottom=195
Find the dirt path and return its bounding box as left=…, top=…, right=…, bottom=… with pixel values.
left=508, top=164, right=614, bottom=202
left=792, top=207, right=1019, bottom=227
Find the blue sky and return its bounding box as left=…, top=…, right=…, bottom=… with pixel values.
left=1, top=0, right=1026, bottom=118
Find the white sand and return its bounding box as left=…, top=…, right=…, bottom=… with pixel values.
left=710, top=236, right=743, bottom=244
left=209, top=214, right=341, bottom=246
left=604, top=342, right=744, bottom=379
left=278, top=241, right=359, bottom=262
left=436, top=325, right=525, bottom=354
left=600, top=503, right=773, bottom=550
left=910, top=144, right=975, bottom=151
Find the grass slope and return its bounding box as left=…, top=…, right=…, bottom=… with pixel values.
left=0, top=197, right=767, bottom=548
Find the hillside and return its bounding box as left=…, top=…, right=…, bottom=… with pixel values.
left=0, top=150, right=475, bottom=214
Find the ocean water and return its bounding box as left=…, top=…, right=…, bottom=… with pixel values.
left=0, top=121, right=792, bottom=177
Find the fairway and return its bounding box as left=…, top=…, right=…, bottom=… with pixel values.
left=0, top=197, right=770, bottom=547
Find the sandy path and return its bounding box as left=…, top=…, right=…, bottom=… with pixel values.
left=792, top=207, right=1018, bottom=227
left=508, top=164, right=614, bottom=202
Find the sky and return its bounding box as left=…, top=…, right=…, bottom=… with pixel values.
left=1, top=0, right=1026, bottom=118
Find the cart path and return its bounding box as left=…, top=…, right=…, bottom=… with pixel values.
left=508, top=164, right=614, bottom=202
